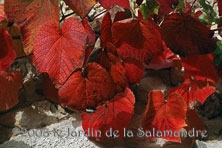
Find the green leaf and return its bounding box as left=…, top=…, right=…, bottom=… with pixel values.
left=139, top=0, right=159, bottom=19
left=176, top=0, right=185, bottom=12
left=199, top=0, right=219, bottom=24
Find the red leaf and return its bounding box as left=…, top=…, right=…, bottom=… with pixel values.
left=169, top=76, right=216, bottom=104
left=81, top=87, right=135, bottom=139
left=217, top=0, right=222, bottom=16
left=42, top=73, right=59, bottom=103
left=160, top=13, right=216, bottom=57
left=142, top=90, right=187, bottom=143
left=156, top=0, right=178, bottom=19
left=0, top=71, right=23, bottom=112
left=4, top=0, right=33, bottom=21
left=96, top=44, right=128, bottom=92
left=63, top=0, right=96, bottom=18
left=181, top=54, right=219, bottom=83
left=5, top=0, right=59, bottom=54
left=0, top=4, right=6, bottom=22
left=0, top=28, right=16, bottom=71
left=112, top=18, right=162, bottom=62
left=58, top=62, right=115, bottom=112
left=145, top=41, right=181, bottom=70
left=185, top=109, right=205, bottom=136
left=101, top=12, right=112, bottom=48
left=82, top=18, right=96, bottom=47
left=33, top=18, right=87, bottom=86
left=99, top=0, right=130, bottom=9
left=123, top=58, right=144, bottom=84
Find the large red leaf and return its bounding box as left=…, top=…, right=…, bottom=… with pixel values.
left=142, top=90, right=187, bottom=143
left=0, top=71, right=23, bottom=112
left=63, top=0, right=96, bottom=19
left=112, top=18, right=162, bottom=62
left=156, top=0, right=178, bottom=19
left=33, top=17, right=87, bottom=86
left=5, top=0, right=59, bottom=54
left=58, top=62, right=115, bottom=112
left=160, top=13, right=216, bottom=57
left=169, top=76, right=216, bottom=104
left=0, top=28, right=16, bottom=71
left=81, top=87, right=135, bottom=139
left=181, top=54, right=219, bottom=83
left=123, top=58, right=144, bottom=84
left=145, top=41, right=181, bottom=70
left=99, top=0, right=130, bottom=9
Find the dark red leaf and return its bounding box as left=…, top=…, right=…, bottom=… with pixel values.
left=33, top=18, right=87, bottom=86
left=217, top=0, right=222, bottom=16
left=156, top=0, right=178, bottom=19
left=112, top=18, right=162, bottom=62
left=96, top=44, right=128, bottom=92
left=42, top=73, right=59, bottom=103
left=0, top=28, right=16, bottom=71
left=81, top=87, right=135, bottom=139
left=0, top=71, right=23, bottom=112
left=160, top=13, right=216, bottom=57
left=169, top=76, right=216, bottom=104
left=82, top=18, right=96, bottom=47
left=185, top=109, right=205, bottom=137
left=181, top=54, right=219, bottom=83
left=142, top=90, right=187, bottom=143
left=101, top=12, right=112, bottom=48
left=99, top=0, right=130, bottom=9
left=63, top=0, right=96, bottom=18
left=123, top=58, right=144, bottom=84
left=58, top=62, right=115, bottom=112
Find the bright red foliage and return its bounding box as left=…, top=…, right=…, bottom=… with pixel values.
left=0, top=28, right=16, bottom=71
left=142, top=90, right=187, bottom=143
left=161, top=13, right=216, bottom=57
left=81, top=87, right=135, bottom=139
left=99, top=0, right=130, bottom=9
left=33, top=18, right=87, bottom=86
left=63, top=0, right=96, bottom=18
left=170, top=76, right=215, bottom=104
left=0, top=71, right=23, bottom=112
left=58, top=62, right=115, bottom=112
left=112, top=18, right=162, bottom=62
left=11, top=0, right=60, bottom=54
left=181, top=54, right=219, bottom=83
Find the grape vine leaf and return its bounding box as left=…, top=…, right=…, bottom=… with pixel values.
left=142, top=90, right=187, bottom=143
left=0, top=71, right=23, bottom=112
left=169, top=76, right=216, bottom=104
left=161, top=13, right=216, bottom=57
left=58, top=62, right=115, bottom=112
left=4, top=0, right=34, bottom=22
left=0, top=27, right=16, bottom=71
left=181, top=54, right=219, bottom=83
left=101, top=12, right=112, bottom=48
left=63, top=0, right=96, bottom=19
left=112, top=18, right=162, bottom=62
left=123, top=58, right=144, bottom=84
left=156, top=0, right=179, bottom=19
left=145, top=41, right=181, bottom=70
left=33, top=17, right=87, bottom=86
left=99, top=0, right=130, bottom=9
left=81, top=87, right=135, bottom=139
left=13, top=0, right=59, bottom=54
